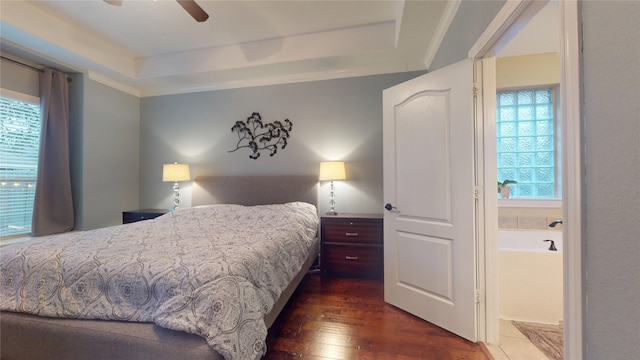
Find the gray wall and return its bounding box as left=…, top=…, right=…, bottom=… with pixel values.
left=139, top=72, right=423, bottom=214
left=429, top=0, right=506, bottom=71
left=582, top=1, right=640, bottom=359
left=70, top=77, right=140, bottom=230
left=68, top=74, right=85, bottom=230
left=6, top=1, right=639, bottom=357
left=0, top=58, right=39, bottom=97
left=0, top=62, right=139, bottom=232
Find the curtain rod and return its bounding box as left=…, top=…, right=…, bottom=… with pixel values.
left=1, top=56, right=72, bottom=82
left=1, top=55, right=44, bottom=73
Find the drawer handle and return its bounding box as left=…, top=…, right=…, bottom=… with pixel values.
left=345, top=232, right=359, bottom=237
left=345, top=256, right=359, bottom=261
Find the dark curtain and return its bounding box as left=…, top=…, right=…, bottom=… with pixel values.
left=31, top=68, right=74, bottom=236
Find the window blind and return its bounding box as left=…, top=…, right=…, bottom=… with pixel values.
left=0, top=95, right=41, bottom=237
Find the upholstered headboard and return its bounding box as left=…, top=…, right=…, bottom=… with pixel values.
left=191, top=175, right=318, bottom=207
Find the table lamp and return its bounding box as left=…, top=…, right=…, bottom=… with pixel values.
left=162, top=162, right=190, bottom=210
left=319, top=161, right=346, bottom=215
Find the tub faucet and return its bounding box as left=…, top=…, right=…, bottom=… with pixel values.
left=544, top=239, right=558, bottom=251
left=548, top=219, right=563, bottom=227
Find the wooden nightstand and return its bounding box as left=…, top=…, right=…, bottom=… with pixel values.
left=321, top=213, right=383, bottom=279
left=122, top=209, right=168, bottom=224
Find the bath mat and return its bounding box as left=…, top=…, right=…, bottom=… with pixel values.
left=512, top=321, right=563, bottom=360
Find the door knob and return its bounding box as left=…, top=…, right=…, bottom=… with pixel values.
left=385, top=203, right=397, bottom=211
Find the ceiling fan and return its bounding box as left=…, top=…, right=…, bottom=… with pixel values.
left=104, top=0, right=209, bottom=23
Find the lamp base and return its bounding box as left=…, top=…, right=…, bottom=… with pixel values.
left=325, top=209, right=338, bottom=216
left=172, top=181, right=180, bottom=210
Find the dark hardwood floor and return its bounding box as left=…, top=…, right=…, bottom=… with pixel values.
left=264, top=273, right=491, bottom=359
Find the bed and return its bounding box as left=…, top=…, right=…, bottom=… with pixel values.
left=0, top=175, right=319, bottom=360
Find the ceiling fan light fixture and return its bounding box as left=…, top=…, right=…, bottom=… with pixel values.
left=103, top=0, right=209, bottom=23
left=177, top=0, right=209, bottom=22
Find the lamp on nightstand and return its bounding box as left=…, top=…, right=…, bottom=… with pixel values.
left=319, top=161, right=346, bottom=215
left=162, top=162, right=190, bottom=210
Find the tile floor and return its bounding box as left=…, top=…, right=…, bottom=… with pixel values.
left=486, top=319, right=554, bottom=360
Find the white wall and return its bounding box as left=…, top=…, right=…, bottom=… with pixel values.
left=496, top=52, right=560, bottom=89
left=582, top=1, right=640, bottom=359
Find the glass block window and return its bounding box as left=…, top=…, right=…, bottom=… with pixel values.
left=0, top=93, right=41, bottom=237
left=497, top=88, right=558, bottom=198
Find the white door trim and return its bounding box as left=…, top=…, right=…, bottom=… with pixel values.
left=468, top=1, right=583, bottom=359
left=474, top=56, right=498, bottom=344
left=558, top=2, right=584, bottom=358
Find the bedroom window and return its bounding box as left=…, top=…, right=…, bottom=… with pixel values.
left=0, top=92, right=41, bottom=238
left=497, top=87, right=560, bottom=199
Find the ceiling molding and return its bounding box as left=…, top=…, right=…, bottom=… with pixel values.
left=135, top=22, right=395, bottom=80
left=424, top=0, right=462, bottom=69
left=1, top=0, right=455, bottom=96
left=87, top=71, right=140, bottom=97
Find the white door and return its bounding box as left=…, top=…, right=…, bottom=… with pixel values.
left=383, top=59, right=477, bottom=342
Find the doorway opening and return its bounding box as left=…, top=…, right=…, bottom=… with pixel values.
left=493, top=2, right=564, bottom=358
left=471, top=1, right=583, bottom=359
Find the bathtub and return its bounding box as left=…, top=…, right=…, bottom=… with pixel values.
left=498, top=230, right=563, bottom=325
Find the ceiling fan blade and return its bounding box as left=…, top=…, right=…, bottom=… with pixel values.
left=103, top=0, right=123, bottom=6
left=176, top=0, right=209, bottom=22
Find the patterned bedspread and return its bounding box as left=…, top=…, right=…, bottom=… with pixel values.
left=0, top=202, right=319, bottom=360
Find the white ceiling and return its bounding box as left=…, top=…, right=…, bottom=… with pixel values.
left=497, top=0, right=560, bottom=58
left=1, top=0, right=558, bottom=97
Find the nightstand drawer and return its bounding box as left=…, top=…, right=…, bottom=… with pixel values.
left=322, top=244, right=382, bottom=278
left=320, top=214, right=383, bottom=279
left=122, top=209, right=168, bottom=224
left=322, top=219, right=382, bottom=244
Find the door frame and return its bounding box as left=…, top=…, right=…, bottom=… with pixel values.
left=468, top=1, right=583, bottom=359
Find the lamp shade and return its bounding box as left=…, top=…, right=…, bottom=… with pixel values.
left=319, top=161, right=346, bottom=181
left=162, top=163, right=190, bottom=182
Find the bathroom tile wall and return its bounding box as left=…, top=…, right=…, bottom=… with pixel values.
left=498, top=207, right=563, bottom=230
left=498, top=216, right=563, bottom=230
